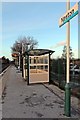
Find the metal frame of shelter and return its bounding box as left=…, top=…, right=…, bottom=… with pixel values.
left=24, top=49, right=55, bottom=85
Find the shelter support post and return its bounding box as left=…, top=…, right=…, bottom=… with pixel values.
left=27, top=55, right=29, bottom=85
left=49, top=53, right=51, bottom=84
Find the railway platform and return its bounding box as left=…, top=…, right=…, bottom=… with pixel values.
left=1, top=65, right=80, bottom=119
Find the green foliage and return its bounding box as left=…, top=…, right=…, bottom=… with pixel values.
left=61, top=45, right=74, bottom=60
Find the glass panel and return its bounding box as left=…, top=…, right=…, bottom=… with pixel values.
left=29, top=55, right=49, bottom=73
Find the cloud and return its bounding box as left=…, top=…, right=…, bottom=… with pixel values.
left=50, top=40, right=66, bottom=49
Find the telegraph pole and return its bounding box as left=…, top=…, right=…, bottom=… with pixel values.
left=65, top=0, right=71, bottom=116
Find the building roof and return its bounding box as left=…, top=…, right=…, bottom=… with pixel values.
left=25, top=49, right=55, bottom=56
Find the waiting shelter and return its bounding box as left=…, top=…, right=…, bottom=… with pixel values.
left=24, top=49, right=55, bottom=85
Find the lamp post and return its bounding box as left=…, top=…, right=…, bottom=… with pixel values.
left=12, top=51, right=20, bottom=70
left=18, top=52, right=20, bottom=71
left=16, top=43, right=22, bottom=71
left=23, top=43, right=31, bottom=80
left=22, top=43, right=31, bottom=84
left=17, top=42, right=26, bottom=76
left=16, top=42, right=31, bottom=79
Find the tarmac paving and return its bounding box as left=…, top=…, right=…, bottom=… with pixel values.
left=1, top=65, right=80, bottom=119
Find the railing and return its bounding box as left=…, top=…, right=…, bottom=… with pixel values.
left=51, top=71, right=80, bottom=98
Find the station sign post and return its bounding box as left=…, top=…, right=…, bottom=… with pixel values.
left=59, top=1, right=79, bottom=117
left=78, top=2, right=80, bottom=59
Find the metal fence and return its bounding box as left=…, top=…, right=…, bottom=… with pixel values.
left=50, top=58, right=80, bottom=98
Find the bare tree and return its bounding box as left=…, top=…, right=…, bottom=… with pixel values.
left=11, top=36, right=38, bottom=54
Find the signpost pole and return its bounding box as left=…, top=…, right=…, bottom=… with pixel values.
left=65, top=0, right=71, bottom=117
left=78, top=2, right=80, bottom=59
left=59, top=0, right=79, bottom=117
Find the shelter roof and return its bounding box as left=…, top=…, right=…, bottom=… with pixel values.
left=25, top=49, right=55, bottom=56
